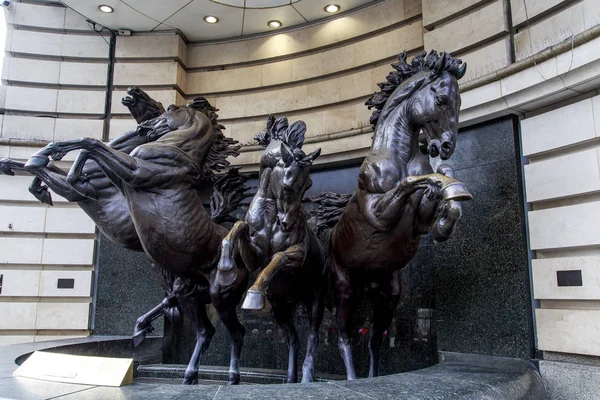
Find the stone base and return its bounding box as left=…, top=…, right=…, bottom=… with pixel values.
left=539, top=357, right=600, bottom=400
left=0, top=337, right=546, bottom=399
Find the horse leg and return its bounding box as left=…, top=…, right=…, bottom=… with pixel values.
left=0, top=158, right=87, bottom=203
left=210, top=266, right=249, bottom=385
left=368, top=273, right=401, bottom=378
left=271, top=298, right=299, bottom=383
left=332, top=257, right=358, bottom=380
left=301, top=287, right=325, bottom=383
left=132, top=294, right=177, bottom=347
left=242, top=245, right=305, bottom=310
left=213, top=302, right=246, bottom=385
left=217, top=221, right=259, bottom=287
left=25, top=138, right=148, bottom=190
left=182, top=302, right=215, bottom=385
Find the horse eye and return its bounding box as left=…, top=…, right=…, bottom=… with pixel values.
left=167, top=105, right=176, bottom=111
left=435, top=95, right=448, bottom=106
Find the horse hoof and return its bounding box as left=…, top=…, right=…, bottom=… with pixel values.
left=241, top=290, right=265, bottom=310
left=228, top=373, right=240, bottom=385
left=182, top=374, right=198, bottom=385
left=24, top=155, right=50, bottom=169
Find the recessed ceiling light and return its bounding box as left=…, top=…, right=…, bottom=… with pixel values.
left=267, top=20, right=282, bottom=29
left=204, top=15, right=219, bottom=24
left=324, top=4, right=340, bottom=13
left=98, top=4, right=114, bottom=13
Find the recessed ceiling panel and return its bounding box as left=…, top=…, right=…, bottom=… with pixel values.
left=120, top=0, right=192, bottom=24
left=211, top=0, right=245, bottom=7
left=61, top=0, right=159, bottom=31
left=245, top=0, right=297, bottom=8
left=292, top=0, right=374, bottom=21
left=59, top=0, right=382, bottom=41
left=164, top=1, right=245, bottom=41
left=243, top=6, right=306, bottom=36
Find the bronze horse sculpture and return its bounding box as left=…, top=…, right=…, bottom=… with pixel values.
left=325, top=50, right=471, bottom=379
left=26, top=100, right=250, bottom=385
left=217, top=115, right=326, bottom=383
left=0, top=89, right=245, bottom=345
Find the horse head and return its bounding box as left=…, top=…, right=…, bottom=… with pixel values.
left=271, top=142, right=321, bottom=232
left=367, top=50, right=467, bottom=161
left=121, top=86, right=166, bottom=124
left=137, top=103, right=204, bottom=141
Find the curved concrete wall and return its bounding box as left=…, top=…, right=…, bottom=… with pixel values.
left=3, top=3, right=600, bottom=381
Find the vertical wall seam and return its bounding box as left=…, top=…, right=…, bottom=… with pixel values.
left=504, top=0, right=517, bottom=64
left=515, top=115, right=540, bottom=356
left=102, top=33, right=116, bottom=142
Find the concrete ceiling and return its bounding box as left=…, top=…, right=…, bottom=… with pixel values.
left=61, top=0, right=377, bottom=42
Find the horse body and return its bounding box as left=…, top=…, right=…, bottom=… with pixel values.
left=26, top=102, right=249, bottom=386
left=218, top=115, right=325, bottom=383
left=328, top=51, right=470, bottom=380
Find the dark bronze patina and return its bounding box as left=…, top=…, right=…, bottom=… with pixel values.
left=0, top=89, right=246, bottom=347
left=217, top=115, right=326, bottom=383
left=25, top=99, right=249, bottom=385
left=326, top=51, right=471, bottom=380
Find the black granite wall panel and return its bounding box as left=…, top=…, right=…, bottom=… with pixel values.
left=93, top=235, right=165, bottom=337
left=93, top=115, right=534, bottom=377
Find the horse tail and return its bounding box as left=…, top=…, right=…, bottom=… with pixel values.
left=209, top=167, right=253, bottom=224
left=304, top=192, right=353, bottom=234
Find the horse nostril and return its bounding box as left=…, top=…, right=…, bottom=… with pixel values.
left=442, top=141, right=452, bottom=151
left=429, top=143, right=440, bottom=157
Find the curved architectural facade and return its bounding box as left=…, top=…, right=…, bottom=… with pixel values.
left=1, top=0, right=600, bottom=397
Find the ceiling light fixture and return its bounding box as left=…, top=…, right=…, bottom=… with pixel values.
left=324, top=4, right=340, bottom=13
left=204, top=15, right=219, bottom=24
left=98, top=4, right=114, bottom=13
left=267, top=20, right=282, bottom=28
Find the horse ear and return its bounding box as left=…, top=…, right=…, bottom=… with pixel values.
left=431, top=52, right=446, bottom=77
left=307, top=148, right=321, bottom=162
left=280, top=144, right=293, bottom=166
left=455, top=62, right=467, bottom=80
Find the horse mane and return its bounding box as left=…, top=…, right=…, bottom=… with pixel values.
left=189, top=97, right=241, bottom=184
left=254, top=114, right=311, bottom=162
left=365, top=50, right=467, bottom=127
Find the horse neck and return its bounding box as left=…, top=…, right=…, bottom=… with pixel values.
left=165, top=118, right=214, bottom=164
left=371, top=102, right=419, bottom=166
left=107, top=129, right=146, bottom=153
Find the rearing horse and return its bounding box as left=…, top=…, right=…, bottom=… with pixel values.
left=26, top=102, right=249, bottom=385
left=217, top=115, right=326, bottom=383
left=328, top=51, right=471, bottom=379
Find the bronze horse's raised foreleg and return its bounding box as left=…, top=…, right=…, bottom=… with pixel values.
left=242, top=244, right=305, bottom=310
left=25, top=138, right=165, bottom=190
left=431, top=165, right=463, bottom=242
left=216, top=221, right=261, bottom=287
left=0, top=158, right=87, bottom=204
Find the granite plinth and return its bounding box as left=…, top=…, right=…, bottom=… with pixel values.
left=0, top=337, right=545, bottom=399
left=137, top=364, right=343, bottom=384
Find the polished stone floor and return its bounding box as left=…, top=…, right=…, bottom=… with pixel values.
left=0, top=337, right=545, bottom=399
